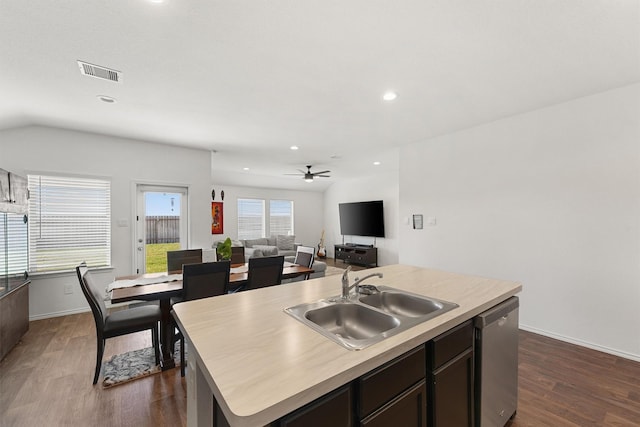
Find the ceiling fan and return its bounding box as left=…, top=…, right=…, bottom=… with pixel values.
left=286, top=165, right=331, bottom=182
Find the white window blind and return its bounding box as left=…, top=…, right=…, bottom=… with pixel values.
left=0, top=213, right=29, bottom=276
left=237, top=198, right=265, bottom=240
left=269, top=200, right=294, bottom=236
left=28, top=174, right=111, bottom=272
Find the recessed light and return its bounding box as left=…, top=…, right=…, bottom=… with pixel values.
left=382, top=91, right=397, bottom=101
left=373, top=161, right=381, bottom=165
left=290, top=145, right=299, bottom=150
left=97, top=95, right=116, bottom=103
left=243, top=167, right=250, bottom=171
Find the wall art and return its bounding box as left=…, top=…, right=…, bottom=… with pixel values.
left=211, top=201, right=223, bottom=234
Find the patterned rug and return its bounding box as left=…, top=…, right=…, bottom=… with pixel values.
left=102, top=342, right=183, bottom=388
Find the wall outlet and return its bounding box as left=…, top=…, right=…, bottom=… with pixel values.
left=64, top=283, right=74, bottom=295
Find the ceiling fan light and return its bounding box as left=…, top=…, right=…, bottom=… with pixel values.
left=304, top=177, right=313, bottom=183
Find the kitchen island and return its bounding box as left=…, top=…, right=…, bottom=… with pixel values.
left=172, top=264, right=522, bottom=427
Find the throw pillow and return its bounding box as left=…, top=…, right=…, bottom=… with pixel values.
left=276, top=235, right=295, bottom=251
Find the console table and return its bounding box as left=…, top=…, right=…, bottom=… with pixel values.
left=334, top=244, right=377, bottom=267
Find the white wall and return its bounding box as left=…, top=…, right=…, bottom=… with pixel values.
left=399, top=84, right=640, bottom=360
left=1, top=125, right=213, bottom=319
left=207, top=184, right=324, bottom=249
left=324, top=169, right=400, bottom=266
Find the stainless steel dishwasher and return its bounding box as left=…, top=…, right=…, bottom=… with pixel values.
left=474, top=296, right=519, bottom=427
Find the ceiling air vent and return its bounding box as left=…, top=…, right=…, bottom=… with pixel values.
left=77, top=60, right=122, bottom=83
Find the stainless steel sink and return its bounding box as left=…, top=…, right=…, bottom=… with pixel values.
left=359, top=289, right=454, bottom=318
left=305, top=302, right=400, bottom=340
left=285, top=286, right=458, bottom=350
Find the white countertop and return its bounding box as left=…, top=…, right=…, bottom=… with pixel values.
left=172, top=264, right=522, bottom=427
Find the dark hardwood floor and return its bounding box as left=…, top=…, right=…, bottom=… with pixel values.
left=1, top=308, right=638, bottom=426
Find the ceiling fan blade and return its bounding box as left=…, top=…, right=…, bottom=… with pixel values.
left=284, top=173, right=303, bottom=176
left=312, top=170, right=331, bottom=175
left=316, top=174, right=331, bottom=178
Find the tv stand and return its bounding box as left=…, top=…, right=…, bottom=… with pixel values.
left=334, top=244, right=378, bottom=267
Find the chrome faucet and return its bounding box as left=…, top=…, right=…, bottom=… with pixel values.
left=341, top=266, right=353, bottom=299
left=341, top=266, right=383, bottom=299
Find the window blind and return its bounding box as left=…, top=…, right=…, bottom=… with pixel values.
left=28, top=174, right=111, bottom=272
left=269, top=200, right=294, bottom=236
left=237, top=198, right=265, bottom=240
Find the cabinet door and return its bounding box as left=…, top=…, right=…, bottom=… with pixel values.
left=360, top=381, right=426, bottom=427
left=9, top=173, right=28, bottom=206
left=280, top=384, right=352, bottom=427
left=431, top=349, right=474, bottom=427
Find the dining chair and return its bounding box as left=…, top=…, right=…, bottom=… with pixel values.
left=166, top=249, right=203, bottom=274
left=230, top=246, right=245, bottom=265
left=293, top=245, right=315, bottom=280
left=76, top=263, right=161, bottom=385
left=172, top=260, right=230, bottom=376
left=243, top=255, right=285, bottom=291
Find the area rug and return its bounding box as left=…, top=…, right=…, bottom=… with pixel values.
left=102, top=342, right=183, bottom=388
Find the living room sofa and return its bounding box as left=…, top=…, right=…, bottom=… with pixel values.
left=212, top=235, right=298, bottom=259
left=241, top=235, right=298, bottom=258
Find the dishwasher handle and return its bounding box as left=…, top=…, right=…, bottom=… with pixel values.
left=474, top=296, right=519, bottom=329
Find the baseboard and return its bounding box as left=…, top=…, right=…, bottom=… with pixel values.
left=520, top=323, right=640, bottom=362
left=29, top=307, right=91, bottom=321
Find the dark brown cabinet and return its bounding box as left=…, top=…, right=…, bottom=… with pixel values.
left=279, top=384, right=352, bottom=427
left=427, top=320, right=474, bottom=427
left=361, top=381, right=426, bottom=427
left=0, top=281, right=30, bottom=361
left=358, top=345, right=425, bottom=419
left=334, top=245, right=377, bottom=267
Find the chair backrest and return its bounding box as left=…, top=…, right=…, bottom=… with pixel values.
left=294, top=246, right=315, bottom=268
left=167, top=249, right=203, bottom=274
left=230, top=246, right=245, bottom=265
left=182, top=261, right=231, bottom=302
left=76, top=263, right=108, bottom=331
left=246, top=255, right=284, bottom=291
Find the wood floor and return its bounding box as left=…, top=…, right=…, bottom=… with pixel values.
left=1, top=314, right=639, bottom=426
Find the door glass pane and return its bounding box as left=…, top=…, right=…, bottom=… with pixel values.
left=145, top=192, right=181, bottom=273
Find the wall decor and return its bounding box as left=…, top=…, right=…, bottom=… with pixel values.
left=211, top=202, right=223, bottom=234
left=211, top=189, right=215, bottom=200
left=221, top=190, right=225, bottom=201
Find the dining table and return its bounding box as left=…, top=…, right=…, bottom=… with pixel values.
left=109, top=262, right=314, bottom=370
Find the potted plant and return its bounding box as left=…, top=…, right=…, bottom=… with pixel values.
left=216, top=237, right=232, bottom=261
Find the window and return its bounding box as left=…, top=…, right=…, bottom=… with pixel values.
left=237, top=198, right=294, bottom=239
left=237, top=198, right=265, bottom=240
left=269, top=200, right=294, bottom=236
left=28, top=174, right=111, bottom=273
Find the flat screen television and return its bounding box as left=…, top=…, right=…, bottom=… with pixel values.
left=339, top=200, right=385, bottom=238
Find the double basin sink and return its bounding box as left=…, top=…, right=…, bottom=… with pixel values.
left=285, top=286, right=458, bottom=350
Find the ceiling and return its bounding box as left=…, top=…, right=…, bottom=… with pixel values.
left=1, top=0, right=638, bottom=191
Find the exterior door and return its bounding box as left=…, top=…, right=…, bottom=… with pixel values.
left=135, top=184, right=189, bottom=274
